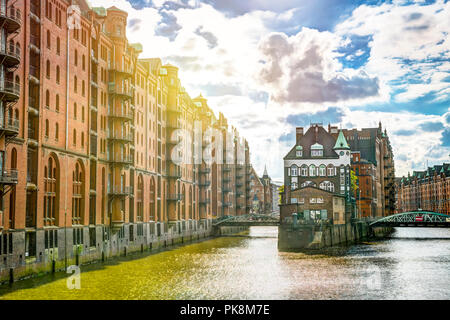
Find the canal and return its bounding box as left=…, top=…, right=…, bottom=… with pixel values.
left=0, top=227, right=449, bottom=300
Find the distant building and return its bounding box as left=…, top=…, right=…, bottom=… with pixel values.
left=397, top=163, right=450, bottom=215
left=280, top=124, right=354, bottom=224
left=247, top=165, right=273, bottom=214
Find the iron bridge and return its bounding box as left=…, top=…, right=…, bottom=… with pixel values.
left=370, top=211, right=450, bottom=228
left=214, top=214, right=280, bottom=227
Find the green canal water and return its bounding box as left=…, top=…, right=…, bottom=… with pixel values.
left=0, top=227, right=449, bottom=300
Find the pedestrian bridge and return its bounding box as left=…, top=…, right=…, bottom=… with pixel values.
left=213, top=214, right=280, bottom=227
left=370, top=211, right=450, bottom=228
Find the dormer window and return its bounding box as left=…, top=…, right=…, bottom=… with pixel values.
left=311, top=143, right=323, bottom=157
left=295, top=145, right=303, bottom=157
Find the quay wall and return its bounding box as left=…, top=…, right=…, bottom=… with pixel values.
left=278, top=222, right=392, bottom=251
left=0, top=220, right=247, bottom=285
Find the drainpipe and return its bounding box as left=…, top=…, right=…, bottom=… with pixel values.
left=64, top=20, right=70, bottom=271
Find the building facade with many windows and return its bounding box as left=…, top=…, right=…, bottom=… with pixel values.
left=0, top=1, right=256, bottom=278
left=397, top=163, right=450, bottom=215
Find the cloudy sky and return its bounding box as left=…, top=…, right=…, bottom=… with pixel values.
left=90, top=0, right=450, bottom=182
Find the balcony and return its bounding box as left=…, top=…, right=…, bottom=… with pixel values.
left=91, top=50, right=98, bottom=64
left=108, top=185, right=133, bottom=196
left=108, top=109, right=133, bottom=121
left=0, top=80, right=20, bottom=101
left=223, top=167, right=231, bottom=172
left=0, top=117, right=19, bottom=137
left=109, top=64, right=133, bottom=77
left=0, top=6, right=21, bottom=33
left=30, top=35, right=40, bottom=54
left=222, top=202, right=232, bottom=207
left=0, top=169, right=18, bottom=185
left=167, top=194, right=183, bottom=201
left=0, top=42, right=20, bottom=67
left=107, top=131, right=133, bottom=143
left=200, top=168, right=211, bottom=174
left=166, top=121, right=181, bottom=129
left=236, top=174, right=244, bottom=179
left=199, top=181, right=211, bottom=187
left=167, top=106, right=182, bottom=115
left=199, top=198, right=210, bottom=205
left=29, top=65, right=40, bottom=84
left=167, top=170, right=182, bottom=179
left=108, top=83, right=133, bottom=99
left=109, top=154, right=133, bottom=165
left=223, top=188, right=231, bottom=193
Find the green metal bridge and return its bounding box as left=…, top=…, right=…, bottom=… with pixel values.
left=370, top=211, right=450, bottom=228
left=213, top=214, right=280, bottom=227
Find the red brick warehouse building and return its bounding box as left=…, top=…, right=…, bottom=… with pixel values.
left=0, top=0, right=259, bottom=279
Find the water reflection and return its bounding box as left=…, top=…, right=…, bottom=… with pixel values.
left=0, top=227, right=449, bottom=300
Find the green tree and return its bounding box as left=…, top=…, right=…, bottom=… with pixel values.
left=350, top=170, right=359, bottom=193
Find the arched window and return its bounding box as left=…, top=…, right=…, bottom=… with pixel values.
left=182, top=184, right=186, bottom=220
left=9, top=148, right=17, bottom=228
left=47, top=30, right=51, bottom=49
left=45, top=90, right=50, bottom=107
left=82, top=106, right=85, bottom=122
left=150, top=177, right=155, bottom=221
left=56, top=94, right=59, bottom=112
left=301, top=181, right=316, bottom=188
left=309, top=165, right=316, bottom=177
left=82, top=55, right=85, bottom=71
left=56, top=37, right=60, bottom=55
left=74, top=103, right=77, bottom=119
left=301, top=165, right=308, bottom=177
left=45, top=119, right=49, bottom=137
left=189, top=186, right=193, bottom=220
left=319, top=181, right=335, bottom=193
left=81, top=132, right=84, bottom=147
left=137, top=175, right=143, bottom=222
left=46, top=60, right=50, bottom=78
left=56, top=66, right=60, bottom=83
left=82, top=80, right=85, bottom=96
left=72, top=162, right=84, bottom=224
left=73, top=129, right=76, bottom=145
left=319, top=165, right=326, bottom=177
left=75, top=49, right=78, bottom=66
left=44, top=156, right=58, bottom=226
left=291, top=165, right=298, bottom=177
left=55, top=123, right=59, bottom=140
left=74, top=76, right=77, bottom=93
left=327, top=165, right=335, bottom=177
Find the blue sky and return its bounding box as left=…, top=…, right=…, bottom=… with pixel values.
left=90, top=0, right=450, bottom=181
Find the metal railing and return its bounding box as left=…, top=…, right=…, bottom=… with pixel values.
left=0, top=80, right=20, bottom=97
left=0, top=117, right=19, bottom=133
left=0, top=42, right=20, bottom=61
left=107, top=131, right=133, bottom=142
left=109, top=154, right=133, bottom=164
left=0, top=6, right=21, bottom=25
left=108, top=185, right=133, bottom=195
left=107, top=109, right=133, bottom=120
left=108, top=83, right=133, bottom=97
left=0, top=169, right=18, bottom=184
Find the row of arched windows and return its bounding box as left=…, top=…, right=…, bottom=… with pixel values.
left=289, top=164, right=336, bottom=177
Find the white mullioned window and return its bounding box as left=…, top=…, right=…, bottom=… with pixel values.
left=291, top=165, right=298, bottom=177
left=309, top=164, right=316, bottom=177
left=319, top=165, right=326, bottom=177
left=301, top=165, right=308, bottom=176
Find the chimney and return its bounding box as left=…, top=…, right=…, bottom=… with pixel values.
left=296, top=127, right=303, bottom=145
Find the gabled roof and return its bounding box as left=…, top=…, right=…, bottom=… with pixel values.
left=284, top=125, right=339, bottom=160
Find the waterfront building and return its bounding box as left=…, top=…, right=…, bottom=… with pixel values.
left=280, top=124, right=353, bottom=224
left=0, top=1, right=255, bottom=279
left=337, top=123, right=396, bottom=217
left=397, top=163, right=450, bottom=215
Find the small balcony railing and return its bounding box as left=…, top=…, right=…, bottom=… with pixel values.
left=107, top=131, right=133, bottom=142
left=108, top=185, right=133, bottom=196
left=0, top=117, right=19, bottom=135
left=0, top=169, right=18, bottom=184
left=0, top=42, right=20, bottom=66
left=0, top=6, right=22, bottom=32
left=107, top=109, right=133, bottom=121
left=199, top=181, right=211, bottom=187
left=0, top=80, right=20, bottom=100
left=109, top=154, right=133, bottom=164
left=108, top=83, right=133, bottom=98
